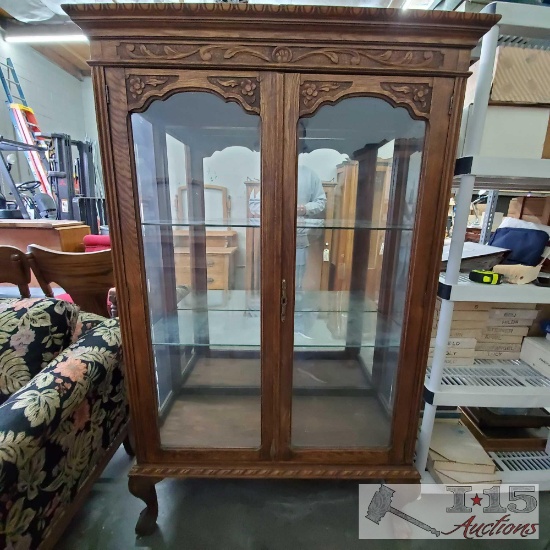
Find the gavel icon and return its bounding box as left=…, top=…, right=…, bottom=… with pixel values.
left=366, top=484, right=440, bottom=537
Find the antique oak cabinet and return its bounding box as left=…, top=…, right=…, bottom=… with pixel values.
left=67, top=4, right=496, bottom=535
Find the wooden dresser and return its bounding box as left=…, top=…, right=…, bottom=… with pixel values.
left=0, top=219, right=90, bottom=252
left=174, top=246, right=237, bottom=290
left=173, top=229, right=237, bottom=290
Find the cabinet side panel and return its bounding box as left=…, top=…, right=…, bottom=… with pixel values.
left=100, top=67, right=162, bottom=462
left=388, top=76, right=467, bottom=464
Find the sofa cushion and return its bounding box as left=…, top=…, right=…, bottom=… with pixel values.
left=71, top=311, right=109, bottom=343
left=0, top=298, right=80, bottom=404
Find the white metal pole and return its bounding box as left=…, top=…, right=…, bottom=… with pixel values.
left=463, top=23, right=500, bottom=158
left=415, top=22, right=500, bottom=473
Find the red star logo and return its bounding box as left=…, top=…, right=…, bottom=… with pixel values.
left=471, top=494, right=483, bottom=506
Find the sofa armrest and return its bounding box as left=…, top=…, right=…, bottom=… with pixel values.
left=0, top=319, right=122, bottom=492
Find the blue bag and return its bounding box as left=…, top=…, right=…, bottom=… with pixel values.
left=488, top=227, right=549, bottom=266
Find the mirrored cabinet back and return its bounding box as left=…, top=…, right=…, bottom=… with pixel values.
left=67, top=3, right=498, bottom=535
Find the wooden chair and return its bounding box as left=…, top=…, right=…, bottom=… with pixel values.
left=27, top=244, right=114, bottom=317
left=0, top=246, right=32, bottom=298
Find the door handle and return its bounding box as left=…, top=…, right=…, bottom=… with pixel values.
left=280, top=279, right=287, bottom=322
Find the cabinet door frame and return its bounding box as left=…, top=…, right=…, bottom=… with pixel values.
left=278, top=72, right=462, bottom=465
left=100, top=67, right=284, bottom=464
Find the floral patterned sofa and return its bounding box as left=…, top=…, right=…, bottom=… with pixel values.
left=0, top=298, right=129, bottom=550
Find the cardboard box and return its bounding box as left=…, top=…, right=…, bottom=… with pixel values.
left=435, top=299, right=490, bottom=311
left=429, top=466, right=501, bottom=485
left=427, top=357, right=475, bottom=367
left=435, top=310, right=489, bottom=322
left=520, top=337, right=550, bottom=378
left=429, top=420, right=495, bottom=474
left=508, top=197, right=550, bottom=226
left=449, top=320, right=490, bottom=330
left=465, top=46, right=550, bottom=106
left=486, top=318, right=534, bottom=327
left=428, top=347, right=476, bottom=359
left=431, top=330, right=482, bottom=339
left=475, top=343, right=522, bottom=353
left=489, top=309, right=540, bottom=321
left=490, top=303, right=538, bottom=310
left=429, top=338, right=477, bottom=349
left=484, top=326, right=530, bottom=337
left=476, top=333, right=524, bottom=345
left=432, top=321, right=488, bottom=332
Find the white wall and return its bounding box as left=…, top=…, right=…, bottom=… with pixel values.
left=81, top=76, right=98, bottom=144
left=0, top=39, right=96, bottom=194
left=0, top=40, right=86, bottom=140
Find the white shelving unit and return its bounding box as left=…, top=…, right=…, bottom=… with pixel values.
left=416, top=1, right=550, bottom=485
left=454, top=157, right=550, bottom=191
left=425, top=360, right=550, bottom=408
left=439, top=274, right=550, bottom=303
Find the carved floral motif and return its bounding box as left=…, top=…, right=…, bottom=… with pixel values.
left=120, top=43, right=442, bottom=70
left=380, top=82, right=432, bottom=114
left=207, top=77, right=260, bottom=112
left=126, top=75, right=177, bottom=101
left=272, top=46, right=293, bottom=63
left=301, top=82, right=347, bottom=107
left=298, top=81, right=354, bottom=115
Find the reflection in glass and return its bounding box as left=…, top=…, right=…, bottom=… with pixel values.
left=290, top=97, right=425, bottom=448
left=132, top=92, right=262, bottom=448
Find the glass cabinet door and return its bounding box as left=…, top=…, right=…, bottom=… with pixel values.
left=289, top=96, right=425, bottom=449
left=131, top=90, right=263, bottom=449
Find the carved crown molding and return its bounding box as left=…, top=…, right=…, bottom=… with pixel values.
left=66, top=3, right=499, bottom=38
left=118, top=43, right=444, bottom=73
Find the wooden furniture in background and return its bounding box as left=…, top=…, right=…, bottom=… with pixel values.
left=0, top=219, right=90, bottom=252
left=366, top=159, right=392, bottom=302
left=507, top=196, right=550, bottom=226
left=27, top=245, right=114, bottom=317
left=67, top=3, right=497, bottom=535
left=174, top=246, right=237, bottom=290
left=0, top=219, right=90, bottom=287
left=329, top=160, right=359, bottom=293
left=175, top=185, right=238, bottom=290
left=173, top=230, right=237, bottom=249
left=245, top=179, right=338, bottom=297
left=176, top=184, right=231, bottom=224
left=0, top=245, right=31, bottom=298
left=244, top=179, right=261, bottom=291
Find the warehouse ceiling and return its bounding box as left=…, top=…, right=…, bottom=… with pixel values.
left=0, top=0, right=432, bottom=23
left=0, top=0, right=433, bottom=79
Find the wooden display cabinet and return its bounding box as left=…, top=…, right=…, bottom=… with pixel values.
left=68, top=3, right=497, bottom=536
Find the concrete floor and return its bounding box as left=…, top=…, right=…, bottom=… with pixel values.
left=58, top=446, right=550, bottom=550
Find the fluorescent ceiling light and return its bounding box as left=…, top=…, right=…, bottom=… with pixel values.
left=5, top=34, right=88, bottom=43
left=3, top=20, right=88, bottom=43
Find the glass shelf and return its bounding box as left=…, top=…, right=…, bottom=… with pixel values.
left=176, top=289, right=377, bottom=313
left=151, top=309, right=401, bottom=349
left=141, top=219, right=414, bottom=231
